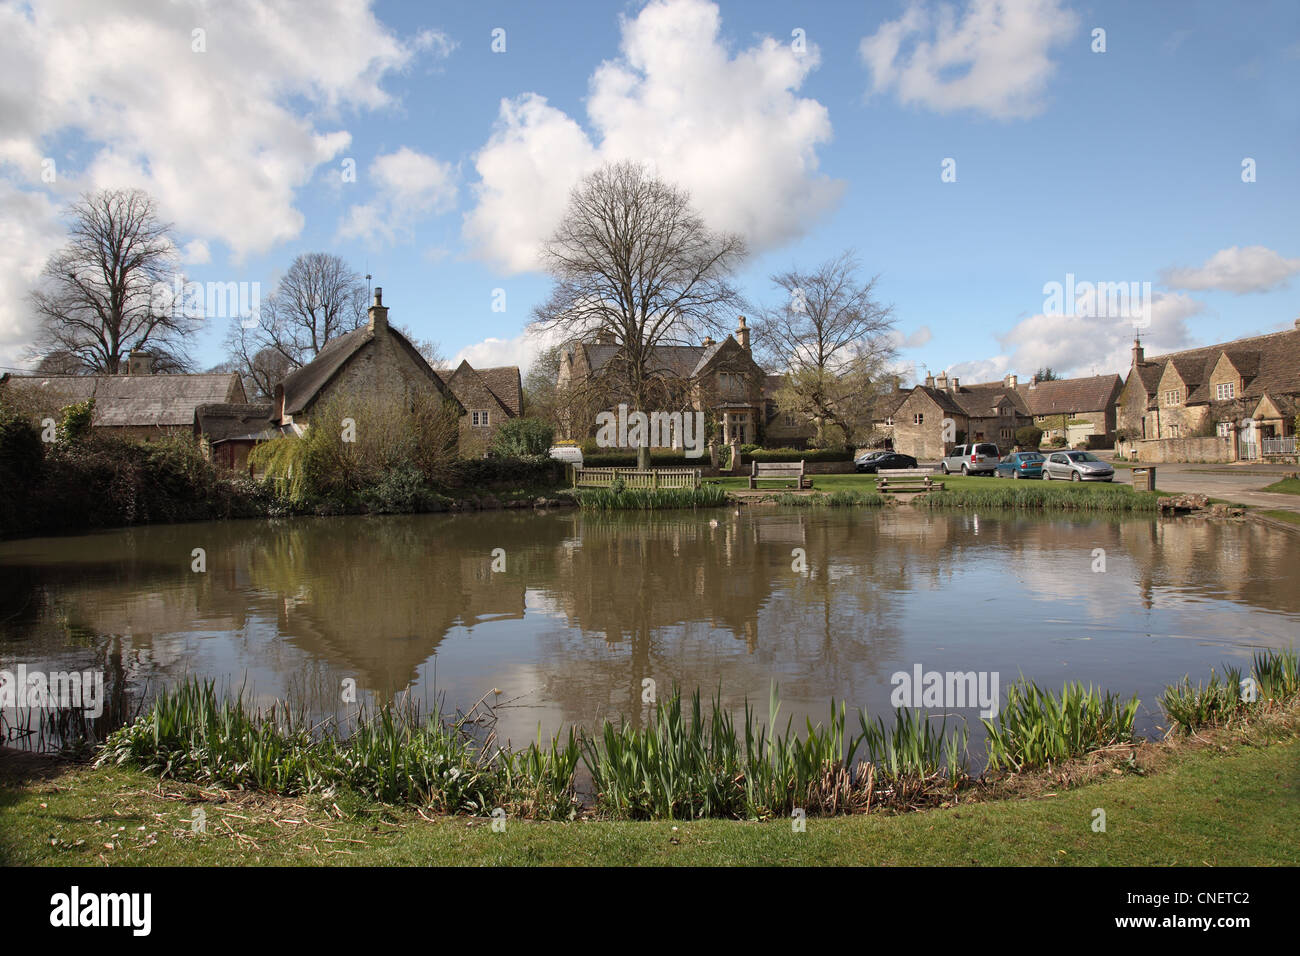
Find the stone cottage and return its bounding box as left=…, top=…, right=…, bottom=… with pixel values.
left=444, top=360, right=523, bottom=457
left=557, top=317, right=771, bottom=446
left=1117, top=322, right=1300, bottom=461
left=1, top=350, right=247, bottom=441
left=270, top=287, right=462, bottom=434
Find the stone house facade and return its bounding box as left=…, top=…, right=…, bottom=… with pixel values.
left=444, top=360, right=523, bottom=458
left=271, top=287, right=462, bottom=434
left=1117, top=322, right=1300, bottom=460
left=557, top=317, right=772, bottom=447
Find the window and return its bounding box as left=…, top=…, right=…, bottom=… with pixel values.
left=1164, top=389, right=1180, bottom=406
left=472, top=410, right=490, bottom=427
left=884, top=417, right=893, bottom=426
left=913, top=412, right=924, bottom=425
left=1216, top=421, right=1232, bottom=437
left=1216, top=382, right=1235, bottom=400
left=1000, top=428, right=1012, bottom=440
left=783, top=413, right=798, bottom=427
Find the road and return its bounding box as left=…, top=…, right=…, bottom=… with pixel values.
left=1100, top=459, right=1300, bottom=512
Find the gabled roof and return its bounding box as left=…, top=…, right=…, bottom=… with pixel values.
left=195, top=403, right=276, bottom=443
left=2, top=372, right=244, bottom=427
left=446, top=360, right=516, bottom=419
left=476, top=366, right=522, bottom=416
left=277, top=325, right=456, bottom=417
left=903, top=385, right=967, bottom=417
left=945, top=381, right=1030, bottom=418
left=1018, top=374, right=1122, bottom=416
left=1126, top=326, right=1300, bottom=405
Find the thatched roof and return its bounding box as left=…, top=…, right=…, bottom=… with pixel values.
left=1, top=372, right=245, bottom=427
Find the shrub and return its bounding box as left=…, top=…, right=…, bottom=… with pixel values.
left=57, top=398, right=95, bottom=443
left=1048, top=435, right=1068, bottom=447
left=490, top=417, right=554, bottom=458
left=447, top=455, right=564, bottom=490
left=1015, top=425, right=1043, bottom=449
left=746, top=447, right=851, bottom=463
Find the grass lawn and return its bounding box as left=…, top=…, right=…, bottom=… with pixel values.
left=1262, top=477, right=1300, bottom=495
left=1259, top=509, right=1300, bottom=526
left=2, top=731, right=1296, bottom=866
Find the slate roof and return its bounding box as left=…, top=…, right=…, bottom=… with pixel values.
left=1, top=372, right=244, bottom=427
left=580, top=340, right=736, bottom=380
left=1018, top=374, right=1122, bottom=416
left=195, top=403, right=277, bottom=443
left=445, top=360, right=518, bottom=419
left=1126, top=326, right=1300, bottom=408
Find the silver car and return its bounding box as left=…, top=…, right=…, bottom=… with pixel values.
left=940, top=442, right=1000, bottom=476
left=1041, top=450, right=1114, bottom=482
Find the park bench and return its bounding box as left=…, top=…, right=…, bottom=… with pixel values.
left=749, top=460, right=812, bottom=490
left=875, top=468, right=944, bottom=493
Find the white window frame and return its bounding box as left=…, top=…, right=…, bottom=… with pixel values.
left=1216, top=382, right=1235, bottom=400
left=913, top=412, right=924, bottom=425
left=472, top=410, right=490, bottom=427
left=1164, top=389, right=1180, bottom=406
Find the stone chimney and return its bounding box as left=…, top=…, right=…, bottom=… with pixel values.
left=127, top=349, right=153, bottom=375
left=1005, top=372, right=1017, bottom=389
left=368, top=287, right=388, bottom=333
left=924, top=371, right=935, bottom=388
left=1131, top=335, right=1144, bottom=367
left=734, top=315, right=750, bottom=350
left=950, top=377, right=959, bottom=391
left=935, top=371, right=948, bottom=391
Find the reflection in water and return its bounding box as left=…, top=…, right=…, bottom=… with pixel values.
left=1, top=509, right=1297, bottom=744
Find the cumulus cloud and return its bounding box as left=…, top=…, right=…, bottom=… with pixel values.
left=463, top=0, right=842, bottom=273
left=0, top=183, right=64, bottom=368
left=946, top=293, right=1205, bottom=383
left=0, top=0, right=449, bottom=362
left=339, top=147, right=459, bottom=245
left=1160, top=245, right=1300, bottom=294
left=860, top=0, right=1079, bottom=119
left=451, top=326, right=567, bottom=374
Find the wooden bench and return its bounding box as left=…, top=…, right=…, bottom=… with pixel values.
left=875, top=468, right=944, bottom=493
left=749, top=460, right=812, bottom=489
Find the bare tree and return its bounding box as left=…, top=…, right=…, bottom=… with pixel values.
left=28, top=188, right=196, bottom=373
left=226, top=252, right=369, bottom=399
left=753, top=251, right=896, bottom=448
left=531, top=161, right=746, bottom=466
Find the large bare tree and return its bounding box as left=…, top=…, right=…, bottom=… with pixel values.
left=29, top=188, right=196, bottom=373
left=531, top=161, right=747, bottom=466
left=225, top=252, right=369, bottom=399
left=753, top=251, right=897, bottom=448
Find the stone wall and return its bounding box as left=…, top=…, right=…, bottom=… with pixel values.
left=1133, top=435, right=1234, bottom=463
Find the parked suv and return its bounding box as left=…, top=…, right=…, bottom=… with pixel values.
left=940, top=442, right=1000, bottom=476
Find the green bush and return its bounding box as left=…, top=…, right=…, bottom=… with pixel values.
left=1015, top=425, right=1043, bottom=449
left=57, top=398, right=95, bottom=443
left=448, top=455, right=564, bottom=489
left=489, top=417, right=554, bottom=458
left=746, top=447, right=851, bottom=463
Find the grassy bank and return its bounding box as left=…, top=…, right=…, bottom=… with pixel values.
left=3, top=713, right=1296, bottom=866
left=1262, top=477, right=1300, bottom=495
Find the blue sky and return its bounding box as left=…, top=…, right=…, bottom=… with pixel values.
left=3, top=0, right=1298, bottom=383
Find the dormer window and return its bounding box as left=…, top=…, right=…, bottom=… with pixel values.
left=1216, top=382, right=1235, bottom=400
left=1163, top=389, right=1180, bottom=406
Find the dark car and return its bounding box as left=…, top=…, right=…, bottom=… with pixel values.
left=855, top=451, right=919, bottom=473
left=994, top=451, right=1046, bottom=479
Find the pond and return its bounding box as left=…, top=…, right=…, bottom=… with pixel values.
left=2, top=508, right=1297, bottom=748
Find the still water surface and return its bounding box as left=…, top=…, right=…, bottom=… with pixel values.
left=2, top=508, right=1297, bottom=744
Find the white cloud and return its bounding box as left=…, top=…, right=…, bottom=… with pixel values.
left=902, top=325, right=933, bottom=348
left=463, top=0, right=842, bottom=273
left=339, top=147, right=458, bottom=245
left=947, top=293, right=1205, bottom=383
left=0, top=183, right=64, bottom=368
left=0, top=0, right=450, bottom=360
left=860, top=0, right=1079, bottom=120
left=1160, top=245, right=1300, bottom=294
left=181, top=239, right=211, bottom=265
left=451, top=326, right=567, bottom=374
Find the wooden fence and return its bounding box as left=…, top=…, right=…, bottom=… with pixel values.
left=573, top=467, right=702, bottom=490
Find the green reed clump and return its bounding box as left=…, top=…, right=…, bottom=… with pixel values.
left=858, top=708, right=969, bottom=787
left=576, top=485, right=727, bottom=511
left=1160, top=649, right=1299, bottom=734
left=982, top=679, right=1139, bottom=772
left=924, top=484, right=1160, bottom=512
left=774, top=490, right=885, bottom=507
